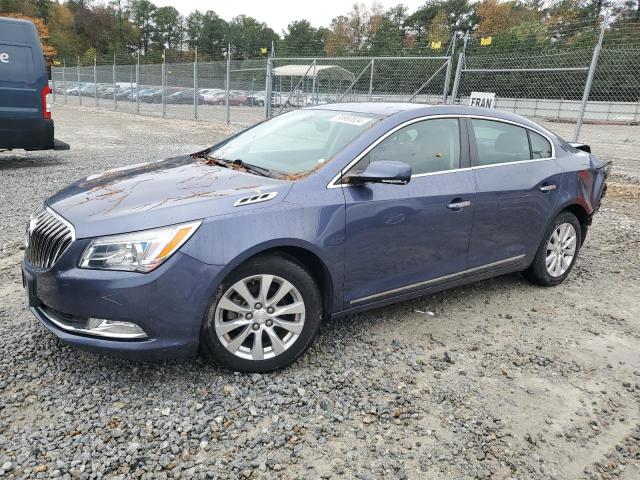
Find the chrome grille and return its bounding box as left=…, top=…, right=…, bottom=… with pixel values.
left=25, top=207, right=75, bottom=269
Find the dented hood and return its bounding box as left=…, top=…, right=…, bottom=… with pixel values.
left=46, top=155, right=290, bottom=239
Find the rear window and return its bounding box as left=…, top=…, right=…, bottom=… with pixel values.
left=529, top=131, right=553, bottom=158
left=0, top=44, right=32, bottom=81
left=471, top=119, right=530, bottom=166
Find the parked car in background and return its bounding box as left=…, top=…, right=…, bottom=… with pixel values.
left=0, top=16, right=69, bottom=151
left=167, top=89, right=204, bottom=104
left=200, top=89, right=225, bottom=104
left=139, top=87, right=164, bottom=103
left=22, top=104, right=610, bottom=372
left=210, top=92, right=249, bottom=106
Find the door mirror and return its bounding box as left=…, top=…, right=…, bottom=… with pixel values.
left=346, top=161, right=412, bottom=186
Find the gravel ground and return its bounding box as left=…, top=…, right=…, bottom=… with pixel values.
left=1, top=106, right=639, bottom=480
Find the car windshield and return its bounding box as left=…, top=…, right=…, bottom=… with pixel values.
left=208, top=109, right=382, bottom=176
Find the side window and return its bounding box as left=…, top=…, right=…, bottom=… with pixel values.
left=529, top=131, right=553, bottom=159
left=351, top=118, right=461, bottom=177
left=471, top=119, right=530, bottom=165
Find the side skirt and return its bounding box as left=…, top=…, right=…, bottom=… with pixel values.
left=329, top=257, right=529, bottom=320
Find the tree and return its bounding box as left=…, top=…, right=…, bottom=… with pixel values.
left=186, top=10, right=228, bottom=58
left=152, top=6, right=182, bottom=50
left=281, top=20, right=328, bottom=56
left=130, top=0, right=155, bottom=54
left=227, top=15, right=278, bottom=58
left=47, top=2, right=82, bottom=59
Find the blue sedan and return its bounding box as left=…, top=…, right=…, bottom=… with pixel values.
left=22, top=103, right=610, bottom=372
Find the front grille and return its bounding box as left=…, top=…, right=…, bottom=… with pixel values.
left=25, top=207, right=74, bottom=269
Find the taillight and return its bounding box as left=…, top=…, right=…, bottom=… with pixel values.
left=41, top=85, right=52, bottom=119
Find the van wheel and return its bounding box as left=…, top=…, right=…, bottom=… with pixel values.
left=524, top=211, right=582, bottom=286
left=201, top=255, right=322, bottom=372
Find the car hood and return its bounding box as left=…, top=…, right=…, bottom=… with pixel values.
left=47, top=155, right=291, bottom=239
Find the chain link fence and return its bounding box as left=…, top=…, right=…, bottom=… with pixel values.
left=266, top=56, right=452, bottom=117
left=50, top=15, right=640, bottom=141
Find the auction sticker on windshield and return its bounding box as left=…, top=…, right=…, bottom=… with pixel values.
left=329, top=114, right=373, bottom=126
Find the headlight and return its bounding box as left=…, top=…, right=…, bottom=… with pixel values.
left=79, top=220, right=202, bottom=273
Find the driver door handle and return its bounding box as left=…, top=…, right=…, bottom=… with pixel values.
left=447, top=200, right=472, bottom=211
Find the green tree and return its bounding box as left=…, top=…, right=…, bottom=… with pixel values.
left=130, top=0, right=155, bottom=54
left=281, top=20, right=328, bottom=56
left=186, top=9, right=228, bottom=58
left=152, top=6, right=182, bottom=50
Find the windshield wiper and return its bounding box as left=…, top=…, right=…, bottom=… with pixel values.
left=200, top=154, right=233, bottom=169
left=201, top=154, right=279, bottom=178
left=232, top=159, right=275, bottom=178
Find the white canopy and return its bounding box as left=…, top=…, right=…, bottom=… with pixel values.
left=272, top=64, right=355, bottom=82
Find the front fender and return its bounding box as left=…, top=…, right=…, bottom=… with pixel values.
left=180, top=188, right=346, bottom=313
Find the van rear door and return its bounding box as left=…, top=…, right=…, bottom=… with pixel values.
left=0, top=41, right=39, bottom=119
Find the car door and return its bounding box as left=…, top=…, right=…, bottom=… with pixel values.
left=466, top=118, right=563, bottom=269
left=341, top=117, right=476, bottom=306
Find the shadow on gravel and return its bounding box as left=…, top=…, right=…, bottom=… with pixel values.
left=0, top=153, right=65, bottom=170
left=35, top=272, right=529, bottom=386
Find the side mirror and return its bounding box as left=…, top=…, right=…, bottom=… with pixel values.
left=346, top=161, right=412, bottom=186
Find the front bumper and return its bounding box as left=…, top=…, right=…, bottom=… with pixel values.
left=23, top=240, right=224, bottom=360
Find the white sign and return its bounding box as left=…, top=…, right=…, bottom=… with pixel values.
left=329, top=114, right=372, bottom=126
left=469, top=91, right=495, bottom=109
left=0, top=52, right=9, bottom=64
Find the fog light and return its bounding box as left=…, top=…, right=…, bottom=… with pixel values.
left=86, top=318, right=148, bottom=339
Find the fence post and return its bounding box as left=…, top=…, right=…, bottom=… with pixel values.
left=265, top=55, right=273, bottom=118
left=449, top=31, right=469, bottom=105
left=311, top=59, right=318, bottom=105
left=368, top=58, right=375, bottom=101
left=136, top=52, right=140, bottom=115
left=193, top=47, right=198, bottom=121
left=63, top=59, right=67, bottom=105
left=442, top=31, right=457, bottom=104
left=573, top=14, right=608, bottom=141
left=225, top=43, right=231, bottom=125
left=94, top=55, right=98, bottom=107
left=113, top=52, right=117, bottom=110
left=450, top=53, right=464, bottom=105
left=162, top=49, right=166, bottom=118
left=77, top=56, right=82, bottom=106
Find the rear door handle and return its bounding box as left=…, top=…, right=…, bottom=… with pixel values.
left=539, top=184, right=557, bottom=193
left=447, top=200, right=471, bottom=211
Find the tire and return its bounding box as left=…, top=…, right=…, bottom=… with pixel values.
left=524, top=211, right=582, bottom=286
left=201, top=254, right=322, bottom=372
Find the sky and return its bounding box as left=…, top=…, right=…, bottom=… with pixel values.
left=153, top=1, right=428, bottom=34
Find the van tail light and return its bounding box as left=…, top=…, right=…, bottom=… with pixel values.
left=41, top=85, right=52, bottom=119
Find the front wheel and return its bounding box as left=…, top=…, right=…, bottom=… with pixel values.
left=201, top=255, right=322, bottom=372
left=524, top=211, right=582, bottom=286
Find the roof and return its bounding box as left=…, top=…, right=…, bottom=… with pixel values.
left=307, top=102, right=549, bottom=131
left=272, top=64, right=355, bottom=81
left=309, top=102, right=428, bottom=115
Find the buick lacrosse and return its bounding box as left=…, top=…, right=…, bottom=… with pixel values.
left=23, top=104, right=610, bottom=372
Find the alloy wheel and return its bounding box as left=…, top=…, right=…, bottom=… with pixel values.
left=214, top=274, right=306, bottom=360
left=545, top=222, right=577, bottom=277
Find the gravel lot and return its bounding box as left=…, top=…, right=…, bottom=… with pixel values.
left=1, top=106, right=639, bottom=480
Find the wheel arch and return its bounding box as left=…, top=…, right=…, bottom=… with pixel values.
left=216, top=240, right=337, bottom=318
left=559, top=202, right=590, bottom=244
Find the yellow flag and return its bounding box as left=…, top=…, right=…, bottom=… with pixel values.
left=260, top=47, right=268, bottom=54
left=430, top=41, right=442, bottom=50
left=480, top=36, right=492, bottom=46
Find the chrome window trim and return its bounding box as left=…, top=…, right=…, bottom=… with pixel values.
left=327, top=114, right=556, bottom=189
left=350, top=254, right=526, bottom=305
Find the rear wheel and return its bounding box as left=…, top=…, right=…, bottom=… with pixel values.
left=201, top=255, right=322, bottom=372
left=524, top=211, right=582, bottom=286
